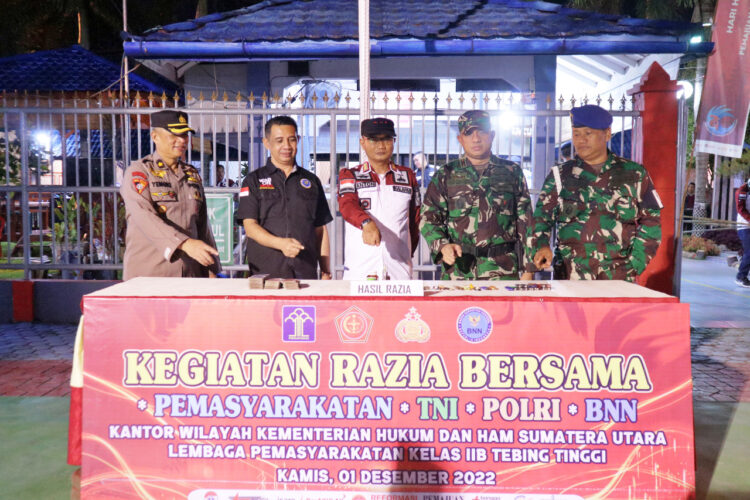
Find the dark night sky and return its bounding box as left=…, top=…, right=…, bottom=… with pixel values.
left=0, top=0, right=695, bottom=61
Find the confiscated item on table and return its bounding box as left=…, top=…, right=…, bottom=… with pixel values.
left=248, top=273, right=269, bottom=289
left=263, top=277, right=283, bottom=289
left=281, top=279, right=300, bottom=290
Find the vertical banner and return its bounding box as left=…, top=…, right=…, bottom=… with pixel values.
left=695, top=0, right=750, bottom=158
left=206, top=193, right=234, bottom=265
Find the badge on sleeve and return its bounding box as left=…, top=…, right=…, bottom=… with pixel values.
left=339, top=178, right=355, bottom=194
left=300, top=178, right=312, bottom=189
left=132, top=171, right=148, bottom=194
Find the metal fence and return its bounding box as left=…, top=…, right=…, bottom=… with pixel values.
left=0, top=89, right=640, bottom=279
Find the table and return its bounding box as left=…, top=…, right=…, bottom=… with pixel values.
left=80, top=278, right=694, bottom=499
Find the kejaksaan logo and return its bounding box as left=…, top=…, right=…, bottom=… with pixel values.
left=706, top=105, right=737, bottom=137
left=456, top=307, right=493, bottom=343
left=282, top=305, right=316, bottom=342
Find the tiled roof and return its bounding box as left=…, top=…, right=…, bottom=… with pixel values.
left=0, top=45, right=175, bottom=93
left=135, top=0, right=699, bottom=43
left=43, top=128, right=153, bottom=159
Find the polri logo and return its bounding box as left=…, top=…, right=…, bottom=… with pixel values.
left=282, top=306, right=316, bottom=342
left=456, top=307, right=492, bottom=343
left=394, top=307, right=430, bottom=343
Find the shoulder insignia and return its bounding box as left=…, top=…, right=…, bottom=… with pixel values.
left=149, top=166, right=166, bottom=178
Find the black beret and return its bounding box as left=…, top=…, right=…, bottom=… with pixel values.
left=361, top=118, right=396, bottom=137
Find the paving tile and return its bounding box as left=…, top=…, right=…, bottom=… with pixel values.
left=0, top=313, right=749, bottom=402
left=0, top=360, right=72, bottom=397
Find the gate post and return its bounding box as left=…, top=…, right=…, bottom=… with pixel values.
left=628, top=62, right=681, bottom=295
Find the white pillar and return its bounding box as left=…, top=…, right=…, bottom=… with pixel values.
left=123, top=0, right=130, bottom=97
left=358, top=0, right=370, bottom=121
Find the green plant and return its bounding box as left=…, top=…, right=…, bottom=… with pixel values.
left=718, top=149, right=750, bottom=177
left=83, top=192, right=126, bottom=261
left=53, top=195, right=79, bottom=246
left=52, top=192, right=126, bottom=262
left=682, top=235, right=721, bottom=256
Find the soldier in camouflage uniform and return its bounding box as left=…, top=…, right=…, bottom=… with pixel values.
left=420, top=110, right=532, bottom=280
left=524, top=105, right=662, bottom=281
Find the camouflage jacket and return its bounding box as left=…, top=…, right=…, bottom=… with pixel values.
left=419, top=155, right=532, bottom=280
left=525, top=153, right=662, bottom=281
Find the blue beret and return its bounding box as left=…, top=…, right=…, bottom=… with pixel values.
left=570, top=105, right=612, bottom=130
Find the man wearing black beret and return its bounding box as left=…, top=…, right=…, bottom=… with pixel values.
left=524, top=104, right=662, bottom=281
left=120, top=109, right=220, bottom=279
left=337, top=118, right=421, bottom=279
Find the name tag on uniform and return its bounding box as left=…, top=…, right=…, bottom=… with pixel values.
left=351, top=280, right=424, bottom=296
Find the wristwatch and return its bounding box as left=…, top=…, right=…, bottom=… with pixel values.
left=361, top=218, right=372, bottom=229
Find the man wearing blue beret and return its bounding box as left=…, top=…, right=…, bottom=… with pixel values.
left=523, top=105, right=663, bottom=281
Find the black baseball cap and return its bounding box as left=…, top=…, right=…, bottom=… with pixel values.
left=361, top=118, right=396, bottom=138
left=150, top=110, right=196, bottom=134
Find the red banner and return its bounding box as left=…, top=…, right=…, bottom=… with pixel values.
left=82, top=295, right=693, bottom=499
left=695, top=0, right=750, bottom=158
